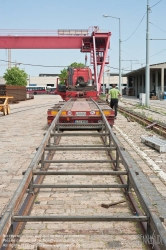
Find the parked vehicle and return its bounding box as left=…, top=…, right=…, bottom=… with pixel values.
left=47, top=87, right=57, bottom=94
left=26, top=86, right=47, bottom=95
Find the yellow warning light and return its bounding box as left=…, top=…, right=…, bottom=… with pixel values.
left=95, top=111, right=100, bottom=116
left=103, top=110, right=111, bottom=115
left=61, top=111, right=67, bottom=116
left=51, top=111, right=58, bottom=115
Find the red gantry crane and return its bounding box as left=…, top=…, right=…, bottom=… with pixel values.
left=0, top=27, right=115, bottom=126
left=0, top=26, right=111, bottom=94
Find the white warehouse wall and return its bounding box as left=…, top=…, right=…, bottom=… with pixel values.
left=28, top=76, right=58, bottom=87
left=0, top=76, right=58, bottom=87
left=102, top=74, right=127, bottom=88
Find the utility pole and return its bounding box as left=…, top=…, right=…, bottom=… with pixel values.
left=119, top=18, right=122, bottom=95
left=103, top=15, right=121, bottom=94
left=8, top=49, right=11, bottom=69
left=145, top=0, right=150, bottom=106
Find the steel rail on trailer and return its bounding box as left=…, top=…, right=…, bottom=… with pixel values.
left=0, top=99, right=166, bottom=250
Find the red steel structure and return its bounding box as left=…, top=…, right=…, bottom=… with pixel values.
left=0, top=27, right=111, bottom=94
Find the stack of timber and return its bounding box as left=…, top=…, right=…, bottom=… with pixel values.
left=0, top=85, right=26, bottom=103
left=150, top=96, right=158, bottom=100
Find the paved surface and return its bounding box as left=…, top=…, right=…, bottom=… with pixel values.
left=0, top=95, right=61, bottom=214
left=113, top=109, right=166, bottom=219
left=1, top=95, right=165, bottom=249
left=16, top=132, right=148, bottom=250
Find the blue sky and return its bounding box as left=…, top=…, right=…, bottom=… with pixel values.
left=0, top=0, right=165, bottom=77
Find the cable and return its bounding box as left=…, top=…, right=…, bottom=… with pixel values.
left=0, top=59, right=131, bottom=72
left=150, top=22, right=166, bottom=34
left=0, top=59, right=68, bottom=68
left=122, top=50, right=140, bottom=61
left=151, top=0, right=162, bottom=8
left=139, top=48, right=166, bottom=64
left=0, top=58, right=128, bottom=71
left=150, top=48, right=166, bottom=58
left=108, top=66, right=131, bottom=71
left=122, top=12, right=146, bottom=42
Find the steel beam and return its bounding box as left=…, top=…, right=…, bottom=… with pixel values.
left=13, top=215, right=148, bottom=222
left=51, top=132, right=109, bottom=136
left=32, top=184, right=127, bottom=188
left=44, top=159, right=116, bottom=163
left=44, top=146, right=116, bottom=151
left=33, top=171, right=128, bottom=175
left=0, top=36, right=88, bottom=49
left=47, top=144, right=113, bottom=147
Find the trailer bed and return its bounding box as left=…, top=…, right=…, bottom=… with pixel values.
left=47, top=98, right=115, bottom=126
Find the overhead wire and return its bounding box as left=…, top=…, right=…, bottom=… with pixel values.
left=150, top=22, right=166, bottom=34
left=121, top=50, right=140, bottom=61
left=149, top=48, right=166, bottom=58
left=139, top=48, right=166, bottom=65
left=0, top=59, right=132, bottom=72
left=0, top=59, right=68, bottom=68
left=150, top=0, right=162, bottom=8
left=122, top=0, right=163, bottom=66
left=122, top=12, right=146, bottom=42
left=107, top=66, right=131, bottom=71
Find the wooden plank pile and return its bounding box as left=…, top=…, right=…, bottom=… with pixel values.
left=0, top=85, right=26, bottom=103
left=150, top=96, right=158, bottom=100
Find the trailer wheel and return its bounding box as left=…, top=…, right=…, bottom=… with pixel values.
left=7, top=106, right=10, bottom=115
left=3, top=106, right=7, bottom=116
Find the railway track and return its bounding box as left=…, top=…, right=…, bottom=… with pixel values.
left=121, top=97, right=166, bottom=111
left=0, top=100, right=166, bottom=250
left=119, top=106, right=166, bottom=138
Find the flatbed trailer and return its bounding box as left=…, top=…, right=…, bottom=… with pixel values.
left=47, top=98, right=115, bottom=127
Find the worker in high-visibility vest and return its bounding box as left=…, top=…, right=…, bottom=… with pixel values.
left=109, top=84, right=121, bottom=119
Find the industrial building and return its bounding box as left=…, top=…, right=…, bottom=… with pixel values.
left=1, top=62, right=166, bottom=99
left=124, top=62, right=166, bottom=98
left=0, top=72, right=127, bottom=90
left=0, top=74, right=58, bottom=88
left=101, top=73, right=127, bottom=90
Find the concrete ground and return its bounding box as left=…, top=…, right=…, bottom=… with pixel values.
left=0, top=95, right=61, bottom=214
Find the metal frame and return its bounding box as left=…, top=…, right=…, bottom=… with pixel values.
left=0, top=99, right=166, bottom=249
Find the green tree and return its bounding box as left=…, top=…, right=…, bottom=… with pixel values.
left=59, top=68, right=68, bottom=84
left=59, top=62, right=86, bottom=84
left=70, top=62, right=86, bottom=68
left=3, top=67, right=28, bottom=86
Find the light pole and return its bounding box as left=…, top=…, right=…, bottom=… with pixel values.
left=145, top=0, right=150, bottom=106
left=103, top=14, right=122, bottom=94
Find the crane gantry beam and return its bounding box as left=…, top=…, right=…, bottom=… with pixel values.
left=0, top=29, right=111, bottom=92
left=0, top=36, right=87, bottom=49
